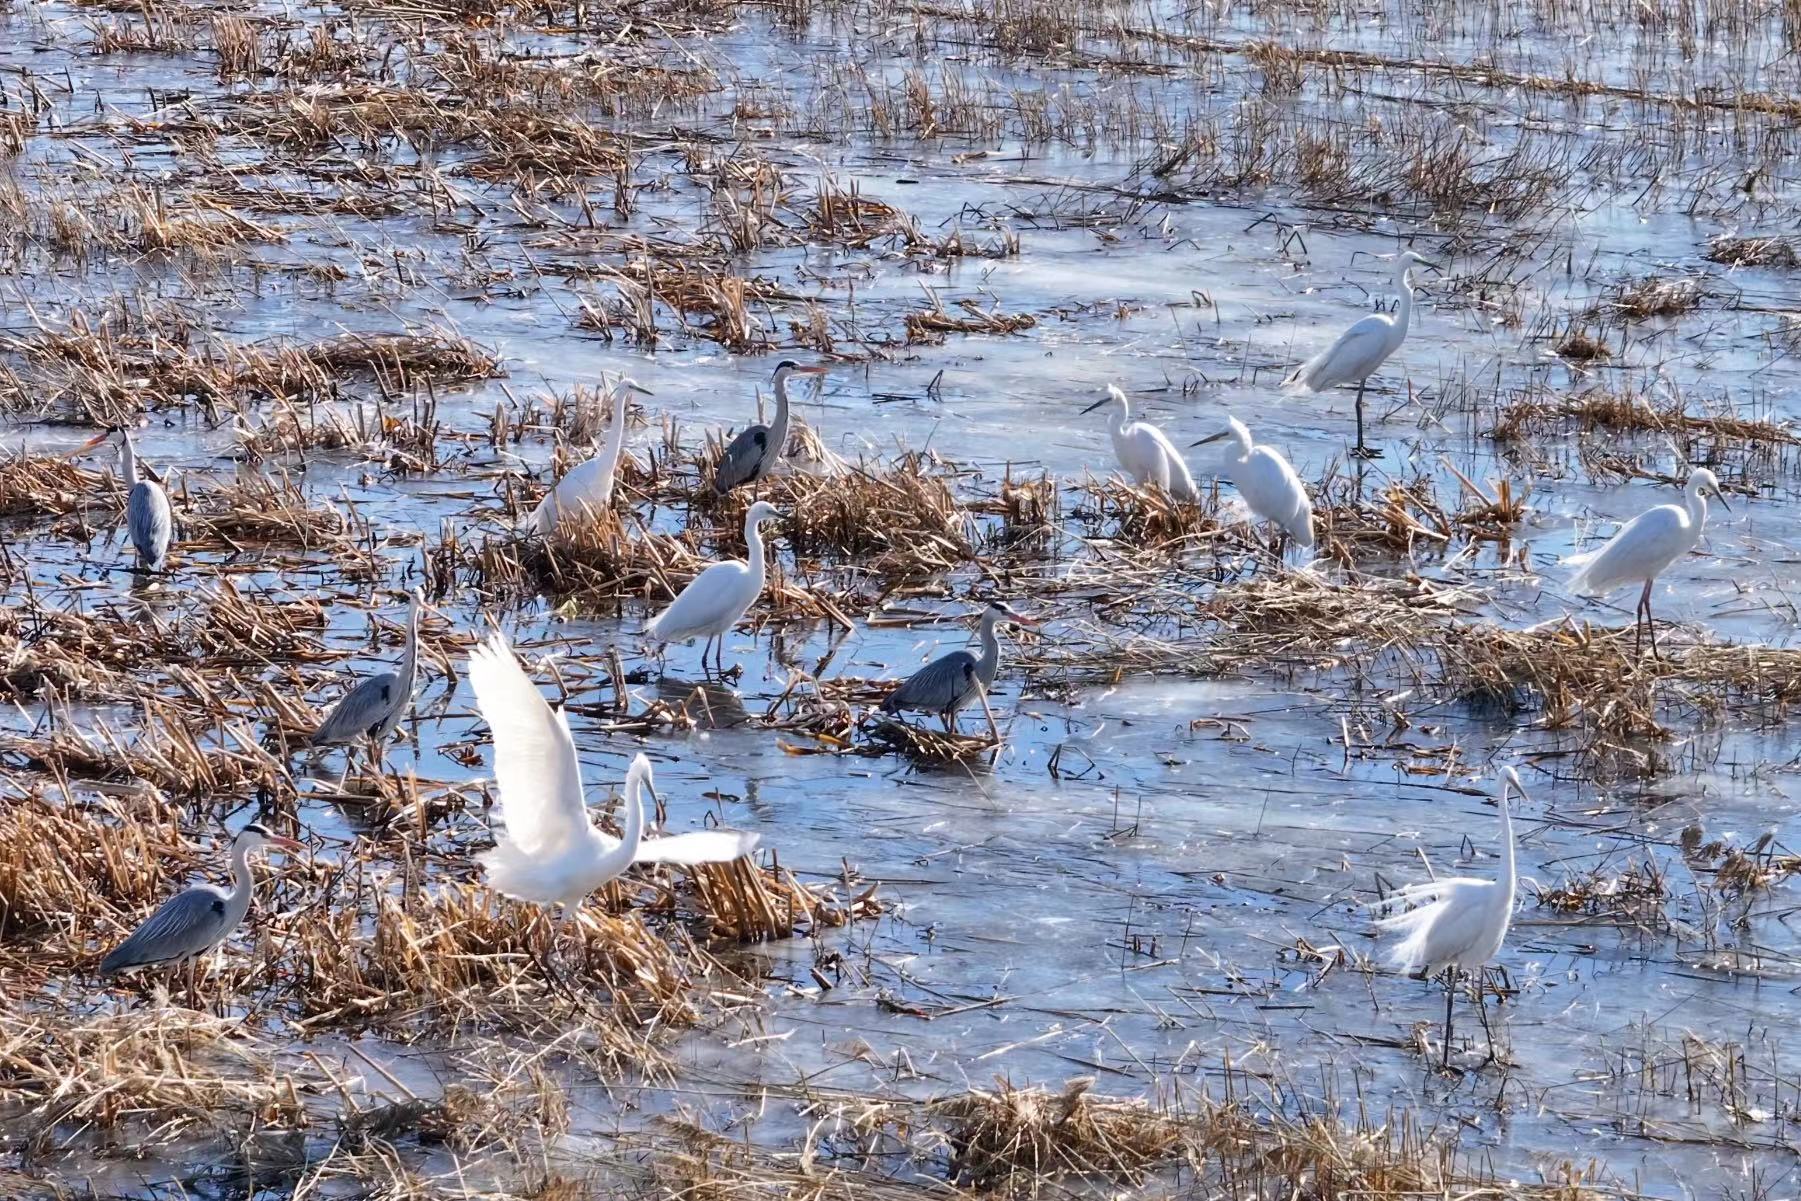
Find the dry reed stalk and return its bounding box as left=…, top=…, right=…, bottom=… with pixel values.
left=1491, top=388, right=1794, bottom=446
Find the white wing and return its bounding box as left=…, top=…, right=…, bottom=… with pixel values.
left=1284, top=313, right=1396, bottom=392
left=1566, top=503, right=1689, bottom=595
left=529, top=455, right=616, bottom=534
left=1239, top=446, right=1313, bottom=545
left=1139, top=424, right=1197, bottom=502
left=635, top=829, right=760, bottom=866
left=646, top=559, right=752, bottom=641
left=468, top=633, right=589, bottom=856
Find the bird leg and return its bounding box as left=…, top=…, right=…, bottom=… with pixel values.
left=1639, top=579, right=1660, bottom=660
left=1350, top=381, right=1382, bottom=459
left=1440, top=968, right=1456, bottom=1070
left=1473, top=969, right=1501, bottom=1066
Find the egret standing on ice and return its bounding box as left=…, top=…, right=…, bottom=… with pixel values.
left=645, top=501, right=783, bottom=675
left=527, top=377, right=653, bottom=535
left=712, top=361, right=827, bottom=496
left=1373, top=766, right=1527, bottom=1070
left=100, top=822, right=302, bottom=1002
left=1565, top=468, right=1729, bottom=658
left=880, top=601, right=1038, bottom=732
left=470, top=634, right=759, bottom=921
left=310, top=590, right=425, bottom=771
left=84, top=429, right=173, bottom=571
left=1081, top=384, right=1198, bottom=501
left=1191, top=416, right=1314, bottom=551
left=1283, top=250, right=1436, bottom=459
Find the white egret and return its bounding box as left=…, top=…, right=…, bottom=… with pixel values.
left=1191, top=416, right=1314, bottom=549
left=1565, top=468, right=1729, bottom=658
left=83, top=429, right=173, bottom=571
left=1373, top=767, right=1526, bottom=1069
left=526, top=377, right=653, bottom=535
left=712, top=361, right=828, bottom=495
left=310, top=590, right=424, bottom=770
left=645, top=501, right=783, bottom=674
left=1283, top=250, right=1436, bottom=459
left=470, top=633, right=759, bottom=920
left=101, top=822, right=302, bottom=1003
left=1080, top=384, right=1198, bottom=501
left=880, top=601, right=1038, bottom=732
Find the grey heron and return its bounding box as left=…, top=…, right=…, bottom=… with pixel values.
left=645, top=501, right=782, bottom=675
left=100, top=821, right=302, bottom=1003
left=526, top=377, right=654, bottom=535
left=1191, top=416, right=1315, bottom=549
left=310, top=589, right=424, bottom=771
left=710, top=361, right=826, bottom=495
left=1283, top=251, right=1436, bottom=459
left=1081, top=385, right=1197, bottom=501
left=880, top=601, right=1037, bottom=732
left=471, top=633, right=759, bottom=922
left=83, top=429, right=173, bottom=571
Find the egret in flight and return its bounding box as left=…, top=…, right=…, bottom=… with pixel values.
left=84, top=429, right=172, bottom=571
left=526, top=377, right=653, bottom=535
left=1081, top=384, right=1197, bottom=501
left=711, top=361, right=827, bottom=495
left=100, top=821, right=302, bottom=1003
left=1565, top=468, right=1729, bottom=658
left=470, top=634, right=759, bottom=922
left=310, top=590, right=425, bottom=771
left=646, top=501, right=783, bottom=675
left=1373, top=767, right=1526, bottom=1069
left=880, top=601, right=1038, bottom=732
left=1191, top=416, right=1314, bottom=550
left=1283, top=250, right=1436, bottom=459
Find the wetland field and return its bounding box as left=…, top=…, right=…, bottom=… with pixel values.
left=5, top=0, right=1801, bottom=1195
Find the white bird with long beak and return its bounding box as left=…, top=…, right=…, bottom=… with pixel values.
left=470, top=634, right=759, bottom=921
left=1081, top=384, right=1197, bottom=501
left=1191, top=415, right=1314, bottom=550
left=645, top=501, right=783, bottom=675
left=526, top=377, right=653, bottom=535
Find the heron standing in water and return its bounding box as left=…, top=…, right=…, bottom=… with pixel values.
left=1081, top=384, right=1197, bottom=501
left=880, top=601, right=1038, bottom=733
left=1191, top=415, right=1314, bottom=552
left=83, top=429, right=173, bottom=572
left=711, top=361, right=827, bottom=496
left=310, top=590, right=426, bottom=775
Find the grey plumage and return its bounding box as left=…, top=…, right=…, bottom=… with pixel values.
left=118, top=433, right=173, bottom=571
left=880, top=601, right=1035, bottom=730
left=310, top=671, right=403, bottom=745
left=710, top=360, right=824, bottom=496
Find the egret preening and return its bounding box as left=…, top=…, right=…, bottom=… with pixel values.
left=527, top=378, right=654, bottom=535
left=711, top=360, right=828, bottom=495
left=646, top=501, right=783, bottom=674
left=1373, top=767, right=1526, bottom=1069
left=1191, top=416, right=1314, bottom=550
left=101, top=822, right=302, bottom=1003
left=84, top=429, right=173, bottom=571
left=470, top=634, right=759, bottom=922
left=310, top=590, right=425, bottom=771
left=880, top=601, right=1038, bottom=733
left=1081, top=384, right=1197, bottom=501
left=1565, top=468, right=1728, bottom=659
left=1283, top=250, right=1436, bottom=459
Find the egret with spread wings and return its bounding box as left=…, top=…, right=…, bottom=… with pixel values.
left=470, top=633, right=759, bottom=921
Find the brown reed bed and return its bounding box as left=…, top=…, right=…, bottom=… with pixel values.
left=1706, top=234, right=1800, bottom=269
left=1490, top=387, right=1795, bottom=447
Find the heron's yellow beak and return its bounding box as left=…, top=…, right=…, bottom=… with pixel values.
left=267, top=835, right=304, bottom=852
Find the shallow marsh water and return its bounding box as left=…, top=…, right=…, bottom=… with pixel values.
left=6, top=0, right=1801, bottom=1194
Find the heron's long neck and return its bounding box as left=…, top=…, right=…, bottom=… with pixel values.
left=745, top=515, right=768, bottom=583
left=399, top=604, right=420, bottom=691
left=1497, top=783, right=1517, bottom=908
left=1687, top=486, right=1709, bottom=532
left=121, top=441, right=139, bottom=489
left=768, top=374, right=792, bottom=459
left=228, top=837, right=256, bottom=911
left=975, top=613, right=1002, bottom=686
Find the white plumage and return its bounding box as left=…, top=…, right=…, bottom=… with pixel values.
left=1081, top=384, right=1197, bottom=501
left=1283, top=250, right=1434, bottom=458
left=526, top=377, right=651, bottom=535
left=645, top=500, right=782, bottom=674
left=1192, top=415, right=1313, bottom=548
left=1372, top=766, right=1525, bottom=1068
left=1565, top=468, right=1727, bottom=658
left=470, top=633, right=758, bottom=916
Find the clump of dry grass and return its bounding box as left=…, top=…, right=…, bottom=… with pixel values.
left=1554, top=327, right=1611, bottom=361
left=1490, top=388, right=1794, bottom=446
left=927, top=1079, right=1185, bottom=1191
left=685, top=858, right=878, bottom=942
left=1687, top=832, right=1801, bottom=898
left=1706, top=234, right=1800, bottom=268
left=905, top=297, right=1036, bottom=343
left=1596, top=275, right=1703, bottom=320
left=0, top=452, right=110, bottom=519
left=0, top=695, right=289, bottom=798
left=1068, top=475, right=1219, bottom=551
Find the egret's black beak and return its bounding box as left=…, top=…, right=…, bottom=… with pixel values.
left=1715, top=491, right=1732, bottom=514
left=1081, top=397, right=1111, bottom=415
left=629, top=382, right=654, bottom=396
left=1189, top=432, right=1228, bottom=448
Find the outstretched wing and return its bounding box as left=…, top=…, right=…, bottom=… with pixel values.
left=468, top=633, right=588, bottom=857
left=635, top=829, right=760, bottom=866
left=101, top=885, right=230, bottom=972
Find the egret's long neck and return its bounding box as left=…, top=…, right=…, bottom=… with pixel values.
left=1687, top=484, right=1709, bottom=531
left=1110, top=400, right=1130, bottom=436
left=1497, top=782, right=1517, bottom=907
left=619, top=767, right=647, bottom=860
left=1392, top=268, right=1416, bottom=341
left=598, top=383, right=629, bottom=476
left=769, top=373, right=792, bottom=459
left=975, top=612, right=1002, bottom=686
left=745, top=514, right=769, bottom=583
